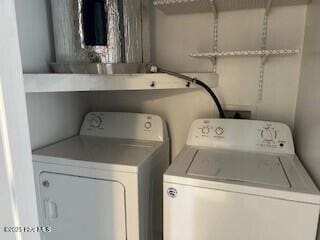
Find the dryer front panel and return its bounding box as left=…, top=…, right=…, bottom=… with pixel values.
left=39, top=172, right=126, bottom=240
left=163, top=183, right=319, bottom=240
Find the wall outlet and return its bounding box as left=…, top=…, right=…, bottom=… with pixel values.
left=224, top=110, right=251, bottom=119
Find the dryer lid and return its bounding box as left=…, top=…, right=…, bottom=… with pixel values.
left=33, top=136, right=162, bottom=173
left=187, top=150, right=291, bottom=188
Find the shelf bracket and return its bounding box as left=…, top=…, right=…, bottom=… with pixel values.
left=209, top=0, right=218, bottom=73
left=209, top=56, right=217, bottom=66
left=265, top=0, right=273, bottom=16
left=261, top=54, right=270, bottom=65
left=209, top=0, right=217, bottom=16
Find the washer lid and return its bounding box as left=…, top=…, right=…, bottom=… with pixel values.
left=187, top=150, right=290, bottom=188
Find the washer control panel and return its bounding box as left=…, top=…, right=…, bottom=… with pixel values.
left=187, top=119, right=295, bottom=154
left=80, top=112, right=167, bottom=142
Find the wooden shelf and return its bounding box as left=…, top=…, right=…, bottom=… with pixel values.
left=190, top=49, right=300, bottom=58
left=154, top=0, right=310, bottom=15
left=24, top=73, right=219, bottom=93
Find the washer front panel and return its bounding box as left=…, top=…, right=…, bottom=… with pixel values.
left=164, top=182, right=319, bottom=240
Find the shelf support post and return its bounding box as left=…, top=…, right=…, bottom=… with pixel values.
left=258, top=0, right=272, bottom=102
left=265, top=0, right=273, bottom=16
left=209, top=56, right=216, bottom=67
left=209, top=0, right=218, bottom=73
left=261, top=54, right=270, bottom=65
left=209, top=0, right=217, bottom=16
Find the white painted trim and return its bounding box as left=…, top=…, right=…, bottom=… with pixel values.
left=0, top=1, right=40, bottom=240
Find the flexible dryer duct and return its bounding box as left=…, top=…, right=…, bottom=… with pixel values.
left=50, top=0, right=144, bottom=73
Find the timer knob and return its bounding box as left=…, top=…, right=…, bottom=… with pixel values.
left=261, top=128, right=276, bottom=141
left=145, top=121, right=152, bottom=129
left=90, top=116, right=102, bottom=128
left=201, top=126, right=210, bottom=134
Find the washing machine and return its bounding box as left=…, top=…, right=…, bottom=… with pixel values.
left=33, top=112, right=169, bottom=240
left=164, top=119, right=320, bottom=240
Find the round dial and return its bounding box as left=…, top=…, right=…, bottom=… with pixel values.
left=90, top=116, right=102, bottom=128
left=215, top=127, right=224, bottom=135
left=261, top=128, right=276, bottom=141
left=145, top=121, right=152, bottom=129
left=201, top=126, right=210, bottom=134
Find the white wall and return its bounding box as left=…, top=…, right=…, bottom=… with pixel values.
left=91, top=6, right=307, bottom=158
left=294, top=2, right=320, bottom=240
left=26, top=92, right=90, bottom=150
left=15, top=0, right=54, bottom=73
left=152, top=6, right=306, bottom=127
left=293, top=1, right=320, bottom=238
left=294, top=0, right=320, bottom=188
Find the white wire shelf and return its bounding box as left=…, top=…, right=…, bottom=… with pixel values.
left=190, top=49, right=300, bottom=58
left=24, top=73, right=219, bottom=93
left=153, top=0, right=310, bottom=15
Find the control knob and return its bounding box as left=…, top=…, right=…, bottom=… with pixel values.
left=215, top=127, right=224, bottom=135
left=145, top=121, right=152, bottom=129
left=201, top=126, right=210, bottom=134
left=261, top=128, right=276, bottom=141
left=90, top=116, right=102, bottom=128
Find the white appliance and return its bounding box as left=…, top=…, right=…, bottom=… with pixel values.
left=33, top=112, right=169, bottom=240
left=164, top=119, right=320, bottom=240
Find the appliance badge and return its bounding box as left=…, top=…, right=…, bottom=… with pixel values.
left=167, top=188, right=178, bottom=198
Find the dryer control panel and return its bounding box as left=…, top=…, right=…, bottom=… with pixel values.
left=187, top=119, right=295, bottom=155
left=80, top=112, right=167, bottom=142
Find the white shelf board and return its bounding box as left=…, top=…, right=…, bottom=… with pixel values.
left=154, top=0, right=310, bottom=14
left=190, top=49, right=300, bottom=58
left=24, top=73, right=218, bottom=93
left=154, top=0, right=212, bottom=14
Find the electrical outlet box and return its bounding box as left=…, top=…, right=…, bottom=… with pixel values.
left=224, top=110, right=251, bottom=119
